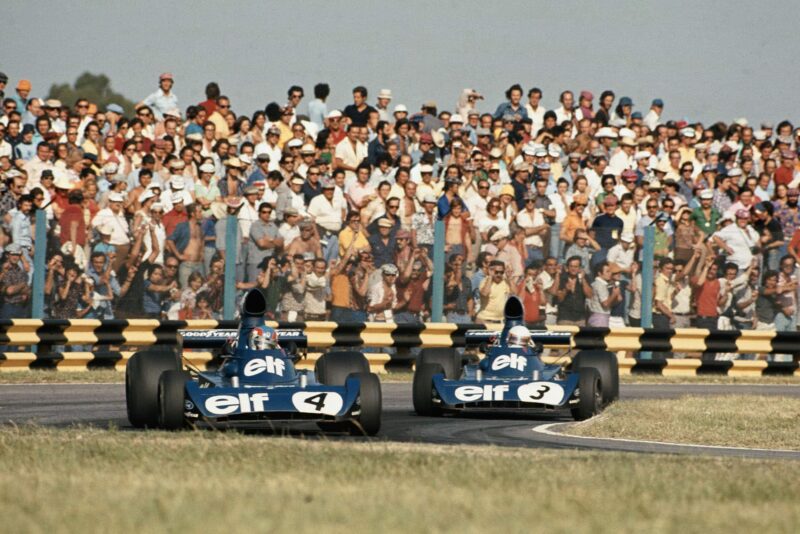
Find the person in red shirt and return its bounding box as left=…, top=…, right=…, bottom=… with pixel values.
left=774, top=151, right=797, bottom=187
left=198, top=82, right=220, bottom=117
left=162, top=198, right=188, bottom=237
left=517, top=262, right=544, bottom=327
left=58, top=190, right=87, bottom=249
left=691, top=255, right=723, bottom=330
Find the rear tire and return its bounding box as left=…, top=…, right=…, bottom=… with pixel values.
left=572, top=350, right=618, bottom=404
left=349, top=372, right=381, bottom=436
left=413, top=363, right=444, bottom=416
left=315, top=351, right=370, bottom=385
left=158, top=370, right=191, bottom=430
left=571, top=368, right=603, bottom=421
left=126, top=349, right=181, bottom=428
left=418, top=348, right=461, bottom=379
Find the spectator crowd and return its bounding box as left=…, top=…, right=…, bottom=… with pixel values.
left=2, top=72, right=800, bottom=345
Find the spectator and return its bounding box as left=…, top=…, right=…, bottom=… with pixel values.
left=555, top=256, right=592, bottom=326
left=477, top=260, right=513, bottom=323
left=587, top=261, right=621, bottom=327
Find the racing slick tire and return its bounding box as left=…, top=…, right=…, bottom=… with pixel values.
left=158, top=370, right=191, bottom=430
left=315, top=351, right=370, bottom=385
left=315, top=351, right=370, bottom=432
left=413, top=363, right=444, bottom=416
left=418, top=348, right=462, bottom=379
left=126, top=349, right=182, bottom=428
left=572, top=350, right=619, bottom=404
left=348, top=372, right=382, bottom=436
left=571, top=368, right=603, bottom=421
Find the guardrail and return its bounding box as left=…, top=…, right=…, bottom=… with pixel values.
left=0, top=320, right=798, bottom=376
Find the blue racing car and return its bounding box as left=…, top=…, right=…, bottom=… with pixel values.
left=125, top=289, right=381, bottom=435
left=413, top=297, right=618, bottom=420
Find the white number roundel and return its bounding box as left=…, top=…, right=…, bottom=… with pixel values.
left=517, top=382, right=565, bottom=405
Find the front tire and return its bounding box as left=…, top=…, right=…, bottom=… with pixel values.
left=126, top=349, right=181, bottom=428
left=349, top=372, right=381, bottom=436
left=571, top=368, right=603, bottom=421
left=158, top=370, right=191, bottom=430
left=571, top=350, right=619, bottom=404
left=315, top=351, right=370, bottom=433
left=413, top=363, right=444, bottom=416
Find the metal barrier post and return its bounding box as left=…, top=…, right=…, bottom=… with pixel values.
left=431, top=219, right=445, bottom=322
left=31, top=209, right=47, bottom=319
left=639, top=225, right=655, bottom=360
left=223, top=214, right=238, bottom=320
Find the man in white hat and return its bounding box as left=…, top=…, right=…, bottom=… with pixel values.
left=160, top=175, right=192, bottom=212
left=608, top=137, right=637, bottom=176
left=91, top=191, right=131, bottom=271
left=375, top=89, right=393, bottom=122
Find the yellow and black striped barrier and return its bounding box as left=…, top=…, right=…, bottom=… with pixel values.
left=0, top=320, right=798, bottom=376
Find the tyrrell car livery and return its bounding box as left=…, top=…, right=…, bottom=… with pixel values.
left=126, top=289, right=381, bottom=435
left=413, top=297, right=619, bottom=420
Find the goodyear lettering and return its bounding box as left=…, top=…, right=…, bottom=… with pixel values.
left=204, top=393, right=270, bottom=415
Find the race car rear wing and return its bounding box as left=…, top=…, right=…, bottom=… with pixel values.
left=179, top=329, right=307, bottom=349
left=464, top=329, right=572, bottom=348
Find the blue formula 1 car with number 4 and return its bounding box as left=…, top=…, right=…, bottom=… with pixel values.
left=413, top=297, right=619, bottom=420
left=125, top=289, right=381, bottom=435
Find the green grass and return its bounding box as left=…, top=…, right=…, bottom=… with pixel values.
left=571, top=396, right=800, bottom=450
left=0, top=426, right=799, bottom=533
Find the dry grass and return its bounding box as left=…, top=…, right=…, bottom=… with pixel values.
left=571, top=396, right=800, bottom=450
left=0, top=426, right=799, bottom=533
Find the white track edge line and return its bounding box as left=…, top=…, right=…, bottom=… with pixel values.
left=533, top=422, right=800, bottom=454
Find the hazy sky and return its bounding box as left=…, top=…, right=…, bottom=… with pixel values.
left=3, top=0, right=799, bottom=125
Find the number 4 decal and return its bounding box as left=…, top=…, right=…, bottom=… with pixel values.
left=291, top=391, right=344, bottom=416
left=304, top=393, right=327, bottom=412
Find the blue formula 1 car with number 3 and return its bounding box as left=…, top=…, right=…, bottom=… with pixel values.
left=413, top=297, right=619, bottom=420
left=125, top=289, right=381, bottom=435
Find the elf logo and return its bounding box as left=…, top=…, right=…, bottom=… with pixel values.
left=454, top=385, right=510, bottom=402
left=204, top=393, right=270, bottom=415
left=244, top=356, right=286, bottom=377
left=491, top=354, right=527, bottom=372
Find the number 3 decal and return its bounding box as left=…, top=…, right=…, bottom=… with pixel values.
left=529, top=384, right=550, bottom=400
left=517, top=382, right=564, bottom=405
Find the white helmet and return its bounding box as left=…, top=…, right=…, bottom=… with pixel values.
left=507, top=326, right=532, bottom=348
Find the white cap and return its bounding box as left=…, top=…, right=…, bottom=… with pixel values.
left=108, top=192, right=125, bottom=203
left=287, top=138, right=303, bottom=148
left=377, top=89, right=393, bottom=100
left=326, top=110, right=342, bottom=119
left=301, top=143, right=316, bottom=154
left=420, top=164, right=433, bottom=173
left=239, top=154, right=253, bottom=165
left=634, top=150, right=652, bottom=161
left=199, top=163, right=215, bottom=173
left=620, top=232, right=635, bottom=243
left=97, top=223, right=113, bottom=236
left=171, top=192, right=184, bottom=203
left=449, top=114, right=464, bottom=124
left=393, top=104, right=408, bottom=113
left=103, top=162, right=118, bottom=174
left=680, top=127, right=696, bottom=138
left=170, top=176, right=185, bottom=190
left=596, top=127, right=617, bottom=139
left=138, top=190, right=155, bottom=203
left=423, top=194, right=438, bottom=204
left=490, top=229, right=509, bottom=241
left=700, top=189, right=714, bottom=200
left=619, top=127, right=636, bottom=139
left=169, top=159, right=185, bottom=169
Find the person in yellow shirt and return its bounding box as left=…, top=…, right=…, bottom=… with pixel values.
left=477, top=260, right=514, bottom=323
left=338, top=210, right=370, bottom=257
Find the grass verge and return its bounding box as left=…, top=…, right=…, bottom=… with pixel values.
left=0, top=426, right=799, bottom=533
left=571, top=395, right=800, bottom=450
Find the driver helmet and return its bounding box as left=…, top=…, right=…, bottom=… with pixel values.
left=248, top=326, right=279, bottom=350
left=507, top=325, right=532, bottom=348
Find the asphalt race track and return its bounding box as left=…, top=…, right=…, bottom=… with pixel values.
left=2, top=382, right=799, bottom=460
